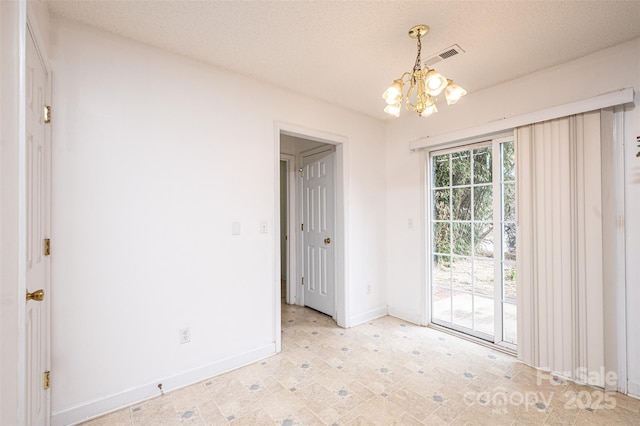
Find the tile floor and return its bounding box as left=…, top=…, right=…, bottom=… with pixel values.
left=84, top=304, right=640, bottom=425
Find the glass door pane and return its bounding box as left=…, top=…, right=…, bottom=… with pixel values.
left=500, top=141, right=517, bottom=345
left=430, top=139, right=516, bottom=348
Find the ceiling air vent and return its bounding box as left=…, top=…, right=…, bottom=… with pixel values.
left=423, top=44, right=465, bottom=67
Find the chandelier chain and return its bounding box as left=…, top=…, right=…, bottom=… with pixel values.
left=413, top=34, right=422, bottom=74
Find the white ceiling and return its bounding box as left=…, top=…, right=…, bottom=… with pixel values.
left=47, top=1, right=640, bottom=121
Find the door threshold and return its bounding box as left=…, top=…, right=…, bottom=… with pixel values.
left=427, top=323, right=517, bottom=357
left=304, top=305, right=334, bottom=319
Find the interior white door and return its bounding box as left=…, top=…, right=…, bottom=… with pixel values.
left=302, top=150, right=335, bottom=316
left=25, top=27, right=51, bottom=426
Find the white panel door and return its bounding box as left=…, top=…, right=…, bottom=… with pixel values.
left=302, top=150, right=335, bottom=316
left=25, top=28, right=51, bottom=426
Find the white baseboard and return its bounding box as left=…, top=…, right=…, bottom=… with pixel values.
left=628, top=381, right=640, bottom=399
left=387, top=306, right=422, bottom=326
left=51, top=343, right=276, bottom=426
left=349, top=306, right=388, bottom=327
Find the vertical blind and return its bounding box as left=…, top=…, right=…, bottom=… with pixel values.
left=516, top=110, right=615, bottom=388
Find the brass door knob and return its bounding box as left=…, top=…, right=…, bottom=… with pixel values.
left=26, top=289, right=45, bottom=302
left=324, top=238, right=331, bottom=244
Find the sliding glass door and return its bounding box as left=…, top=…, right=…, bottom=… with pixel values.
left=430, top=137, right=516, bottom=348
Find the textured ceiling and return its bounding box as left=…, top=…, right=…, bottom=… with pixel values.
left=48, top=1, right=640, bottom=120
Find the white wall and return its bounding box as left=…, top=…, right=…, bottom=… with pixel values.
left=49, top=17, right=386, bottom=424
left=386, top=38, right=640, bottom=393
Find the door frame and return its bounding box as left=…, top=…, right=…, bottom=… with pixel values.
left=0, top=2, right=27, bottom=425
left=279, top=154, right=296, bottom=305
left=274, top=122, right=348, bottom=352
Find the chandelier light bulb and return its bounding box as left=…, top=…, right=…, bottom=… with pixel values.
left=424, top=69, right=448, bottom=96
left=444, top=80, right=467, bottom=105
left=382, top=80, right=404, bottom=105
left=384, top=103, right=402, bottom=117
left=420, top=104, right=438, bottom=117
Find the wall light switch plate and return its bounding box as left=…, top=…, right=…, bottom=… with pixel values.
left=232, top=221, right=241, bottom=235
left=260, top=221, right=268, bottom=234
left=180, top=328, right=191, bottom=344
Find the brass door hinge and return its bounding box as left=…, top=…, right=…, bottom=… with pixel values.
left=43, top=239, right=51, bottom=256
left=44, top=106, right=51, bottom=124
left=299, top=168, right=304, bottom=178
left=43, top=371, right=50, bottom=390
left=301, top=223, right=304, bottom=231
left=301, top=277, right=305, bottom=286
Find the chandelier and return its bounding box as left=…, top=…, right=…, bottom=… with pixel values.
left=382, top=25, right=467, bottom=118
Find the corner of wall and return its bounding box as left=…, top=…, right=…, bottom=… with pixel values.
left=50, top=344, right=276, bottom=426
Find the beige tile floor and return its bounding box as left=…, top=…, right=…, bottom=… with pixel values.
left=84, top=304, right=640, bottom=425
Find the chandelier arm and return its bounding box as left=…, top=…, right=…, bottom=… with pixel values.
left=405, top=83, right=417, bottom=111
left=391, top=72, right=412, bottom=84
left=397, top=72, right=413, bottom=89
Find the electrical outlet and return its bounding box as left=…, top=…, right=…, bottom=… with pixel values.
left=260, top=220, right=268, bottom=234
left=180, top=328, right=191, bottom=344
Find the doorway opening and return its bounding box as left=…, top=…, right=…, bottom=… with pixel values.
left=275, top=125, right=347, bottom=352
